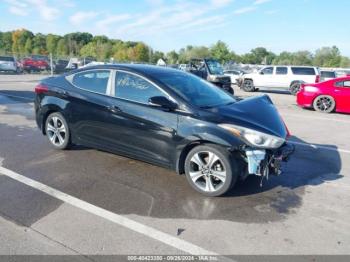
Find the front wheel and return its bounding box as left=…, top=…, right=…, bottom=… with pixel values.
left=242, top=79, right=255, bottom=92
left=45, top=112, right=71, bottom=150
left=184, top=144, right=238, bottom=197
left=313, top=95, right=335, bottom=113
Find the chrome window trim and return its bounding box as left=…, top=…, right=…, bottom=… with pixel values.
left=66, top=68, right=190, bottom=114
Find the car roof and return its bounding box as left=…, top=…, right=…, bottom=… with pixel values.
left=73, top=64, right=182, bottom=76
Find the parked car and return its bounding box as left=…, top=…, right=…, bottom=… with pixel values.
left=179, top=64, right=190, bottom=71
left=34, top=64, right=293, bottom=197
left=320, top=70, right=336, bottom=82
left=238, top=66, right=320, bottom=95
left=188, top=58, right=233, bottom=94
left=224, top=70, right=244, bottom=85
left=0, top=56, right=20, bottom=73
left=54, top=59, right=69, bottom=74
left=22, top=55, right=50, bottom=72
left=297, top=76, right=350, bottom=114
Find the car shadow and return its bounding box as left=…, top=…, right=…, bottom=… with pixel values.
left=0, top=90, right=35, bottom=102
left=227, top=136, right=342, bottom=197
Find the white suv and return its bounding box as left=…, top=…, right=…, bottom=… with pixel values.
left=239, top=66, right=320, bottom=95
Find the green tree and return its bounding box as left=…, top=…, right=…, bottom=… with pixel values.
left=0, top=31, right=13, bottom=53
left=12, top=29, right=34, bottom=55
left=46, top=34, right=60, bottom=55
left=24, top=38, right=33, bottom=54
left=313, top=46, right=341, bottom=67
left=340, top=56, right=350, bottom=68
left=134, top=42, right=149, bottom=62
left=210, top=41, right=231, bottom=63
left=32, top=33, right=47, bottom=54
left=166, top=50, right=179, bottom=64
left=150, top=50, right=165, bottom=64
left=56, top=38, right=68, bottom=56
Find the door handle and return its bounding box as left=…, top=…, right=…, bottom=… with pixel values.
left=107, top=105, right=122, bottom=113
left=57, top=90, right=69, bottom=96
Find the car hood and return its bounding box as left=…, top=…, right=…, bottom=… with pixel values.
left=203, top=95, right=288, bottom=138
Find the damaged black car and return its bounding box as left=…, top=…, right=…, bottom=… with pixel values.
left=34, top=64, right=293, bottom=197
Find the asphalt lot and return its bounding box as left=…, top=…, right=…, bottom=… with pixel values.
left=0, top=74, right=349, bottom=259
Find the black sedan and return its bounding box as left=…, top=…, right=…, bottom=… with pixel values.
left=34, top=64, right=293, bottom=197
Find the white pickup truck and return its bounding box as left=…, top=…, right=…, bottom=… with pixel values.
left=238, top=66, right=320, bottom=95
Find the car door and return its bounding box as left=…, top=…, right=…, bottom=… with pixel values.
left=102, top=70, right=179, bottom=167
left=255, top=67, right=274, bottom=88
left=274, top=66, right=289, bottom=89
left=334, top=80, right=350, bottom=113
left=66, top=69, right=114, bottom=147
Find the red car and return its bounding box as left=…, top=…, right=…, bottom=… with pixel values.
left=22, top=55, right=50, bottom=72
left=297, top=76, right=350, bottom=113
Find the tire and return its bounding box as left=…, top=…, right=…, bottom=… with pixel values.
left=242, top=79, right=255, bottom=92
left=45, top=112, right=71, bottom=150
left=289, top=82, right=302, bottom=95
left=313, top=95, right=335, bottom=113
left=184, top=144, right=239, bottom=197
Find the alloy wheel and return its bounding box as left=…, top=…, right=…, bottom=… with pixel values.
left=189, top=151, right=226, bottom=192
left=315, top=96, right=334, bottom=113
left=46, top=116, right=67, bottom=147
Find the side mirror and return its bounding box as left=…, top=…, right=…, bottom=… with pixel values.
left=259, top=71, right=264, bottom=75
left=149, top=96, right=178, bottom=111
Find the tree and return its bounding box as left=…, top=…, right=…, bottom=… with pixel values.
left=56, top=38, right=68, bottom=56
left=134, top=42, right=149, bottom=62
left=32, top=33, right=47, bottom=54
left=313, top=46, right=341, bottom=67
left=210, top=41, right=231, bottom=63
left=46, top=34, right=60, bottom=55
left=340, top=56, right=350, bottom=68
left=0, top=32, right=13, bottom=53
left=12, top=29, right=34, bottom=55
left=24, top=38, right=33, bottom=54
left=166, top=50, right=179, bottom=64
left=150, top=50, right=165, bottom=64
left=250, top=47, right=269, bottom=64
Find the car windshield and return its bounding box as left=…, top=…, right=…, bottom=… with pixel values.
left=206, top=60, right=224, bottom=75
left=156, top=70, right=236, bottom=108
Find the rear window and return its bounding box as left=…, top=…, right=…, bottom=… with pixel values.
left=321, top=71, right=336, bottom=78
left=0, top=56, right=15, bottom=62
left=291, top=67, right=316, bottom=75
left=72, top=70, right=110, bottom=94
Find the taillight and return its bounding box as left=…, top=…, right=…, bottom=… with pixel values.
left=35, top=84, right=49, bottom=94
left=315, top=75, right=320, bottom=83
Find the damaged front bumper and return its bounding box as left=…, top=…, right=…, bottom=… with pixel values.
left=244, top=143, right=295, bottom=179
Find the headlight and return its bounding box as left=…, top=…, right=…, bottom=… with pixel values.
left=218, top=124, right=285, bottom=149
left=304, top=86, right=319, bottom=92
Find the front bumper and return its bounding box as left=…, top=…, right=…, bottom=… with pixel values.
left=244, top=143, right=294, bottom=177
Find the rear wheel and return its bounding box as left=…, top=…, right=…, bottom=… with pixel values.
left=184, top=144, right=238, bottom=197
left=242, top=79, right=255, bottom=92
left=45, top=112, right=71, bottom=150
left=289, top=82, right=302, bottom=95
left=313, top=95, right=335, bottom=113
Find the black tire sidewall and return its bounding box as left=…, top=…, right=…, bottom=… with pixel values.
left=290, top=82, right=301, bottom=95
left=45, top=112, right=71, bottom=150
left=184, top=144, right=238, bottom=197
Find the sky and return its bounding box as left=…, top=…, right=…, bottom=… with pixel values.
left=0, top=0, right=349, bottom=55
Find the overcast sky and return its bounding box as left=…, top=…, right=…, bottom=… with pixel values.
left=1, top=0, right=349, bottom=55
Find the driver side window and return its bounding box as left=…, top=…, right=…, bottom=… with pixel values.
left=115, top=71, right=165, bottom=104
left=261, top=67, right=273, bottom=75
